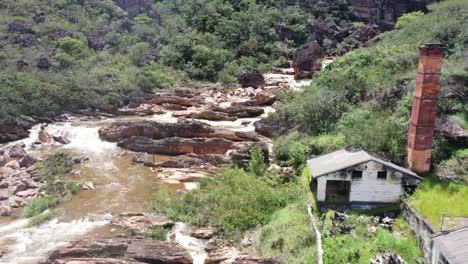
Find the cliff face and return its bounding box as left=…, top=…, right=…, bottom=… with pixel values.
left=351, top=0, right=431, bottom=30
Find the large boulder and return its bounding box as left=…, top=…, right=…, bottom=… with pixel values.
left=111, top=212, right=174, bottom=235
left=185, top=110, right=237, bottom=121
left=148, top=94, right=204, bottom=108
left=435, top=116, right=468, bottom=141
left=33, top=11, right=46, bottom=24
left=99, top=120, right=258, bottom=142
left=8, top=20, right=34, bottom=34
left=210, top=105, right=265, bottom=118
left=230, top=143, right=269, bottom=168
left=87, top=27, right=109, bottom=50
left=237, top=67, right=266, bottom=89
left=46, top=238, right=192, bottom=264
left=15, top=33, right=36, bottom=47
left=115, top=0, right=160, bottom=20
left=254, top=115, right=293, bottom=138
left=36, top=55, right=51, bottom=70
left=117, top=137, right=234, bottom=156
left=292, top=41, right=323, bottom=80
left=0, top=115, right=36, bottom=143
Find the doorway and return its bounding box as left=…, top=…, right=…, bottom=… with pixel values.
left=325, top=180, right=350, bottom=203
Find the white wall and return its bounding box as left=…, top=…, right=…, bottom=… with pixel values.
left=316, top=161, right=405, bottom=203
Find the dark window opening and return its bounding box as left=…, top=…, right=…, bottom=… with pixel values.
left=325, top=180, right=350, bottom=203
left=352, top=170, right=362, bottom=180
left=377, top=171, right=387, bottom=180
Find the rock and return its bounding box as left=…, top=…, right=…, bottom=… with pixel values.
left=190, top=226, right=219, bottom=239
left=72, top=156, right=89, bottom=164
left=0, top=155, right=6, bottom=167
left=111, top=212, right=174, bottom=235
left=351, top=24, right=380, bottom=43
left=0, top=115, right=36, bottom=144
left=151, top=154, right=230, bottom=168
left=230, top=143, right=269, bottom=168
left=114, top=0, right=160, bottom=19
left=8, top=144, right=26, bottom=158
left=5, top=160, right=20, bottom=170
left=0, top=190, right=9, bottom=201
left=0, top=167, right=15, bottom=177
left=254, top=93, right=276, bottom=106
left=37, top=55, right=51, bottom=70
left=0, top=205, right=12, bottom=216
left=15, top=33, right=35, bottom=47
left=370, top=250, right=406, bottom=264
left=161, top=103, right=187, bottom=111
left=48, top=258, right=146, bottom=264
left=232, top=256, right=280, bottom=264
left=148, top=94, right=204, bottom=108
left=8, top=20, right=34, bottom=34
left=48, top=28, right=74, bottom=40
left=46, top=238, right=191, bottom=264
left=204, top=238, right=239, bottom=264
left=16, top=188, right=38, bottom=197
left=237, top=66, right=266, bottom=88
left=82, top=181, right=96, bottom=190
left=19, top=155, right=37, bottom=168
left=34, top=11, right=46, bottom=24
left=99, top=120, right=257, bottom=142
left=185, top=110, right=237, bottom=121
left=435, top=116, right=468, bottom=141
left=118, top=137, right=234, bottom=156
left=254, top=115, right=292, bottom=138
left=10, top=181, right=27, bottom=194
left=53, top=136, right=71, bottom=145
left=210, top=105, right=265, bottom=118
left=87, top=27, right=109, bottom=50
left=132, top=152, right=152, bottom=164
left=16, top=59, right=29, bottom=70
left=292, top=41, right=323, bottom=79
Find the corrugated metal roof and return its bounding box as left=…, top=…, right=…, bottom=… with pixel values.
left=306, top=149, right=420, bottom=179
left=433, top=225, right=468, bottom=264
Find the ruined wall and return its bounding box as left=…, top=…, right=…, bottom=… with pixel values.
left=316, top=161, right=405, bottom=203
left=401, top=200, right=436, bottom=262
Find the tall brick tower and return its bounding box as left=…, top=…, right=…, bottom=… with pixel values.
left=407, top=43, right=444, bottom=174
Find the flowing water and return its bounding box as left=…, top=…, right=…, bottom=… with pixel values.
left=0, top=109, right=271, bottom=263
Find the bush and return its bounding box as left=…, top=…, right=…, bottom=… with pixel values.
left=151, top=168, right=300, bottom=238
left=24, top=196, right=59, bottom=218
left=309, top=134, right=346, bottom=155
left=56, top=37, right=88, bottom=58
left=248, top=146, right=267, bottom=176
left=27, top=209, right=62, bottom=227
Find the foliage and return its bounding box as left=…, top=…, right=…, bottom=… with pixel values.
left=408, top=177, right=468, bottom=229
left=151, top=168, right=300, bottom=238
left=436, top=149, right=468, bottom=184
left=27, top=209, right=62, bottom=227
left=253, top=202, right=316, bottom=264
left=248, top=146, right=267, bottom=176
left=309, top=134, right=346, bottom=155
left=23, top=196, right=59, bottom=218
left=143, top=226, right=169, bottom=241
left=322, top=213, right=422, bottom=264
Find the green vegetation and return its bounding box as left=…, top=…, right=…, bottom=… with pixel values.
left=0, top=0, right=355, bottom=119
left=142, top=226, right=169, bottom=241
left=27, top=209, right=62, bottom=227
left=408, top=177, right=468, bottom=229
left=24, top=152, right=77, bottom=223
left=23, top=196, right=59, bottom=218
left=248, top=146, right=267, bottom=177
left=151, top=167, right=300, bottom=238
left=275, top=0, right=468, bottom=165
left=322, top=212, right=422, bottom=264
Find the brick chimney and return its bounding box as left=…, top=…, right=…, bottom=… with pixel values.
left=407, top=43, right=444, bottom=174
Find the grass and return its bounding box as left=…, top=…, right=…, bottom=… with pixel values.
left=143, top=226, right=169, bottom=241
left=252, top=202, right=316, bottom=264
left=27, top=209, right=62, bottom=227
left=23, top=196, right=59, bottom=218
left=408, top=177, right=468, bottom=230
left=321, top=213, right=423, bottom=264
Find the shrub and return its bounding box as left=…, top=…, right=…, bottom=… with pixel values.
left=56, top=37, right=88, bottom=58
left=309, top=134, right=346, bottom=155
left=151, top=168, right=300, bottom=238
left=27, top=209, right=62, bottom=227
left=24, top=196, right=59, bottom=218
left=248, top=146, right=267, bottom=176
left=144, top=226, right=169, bottom=240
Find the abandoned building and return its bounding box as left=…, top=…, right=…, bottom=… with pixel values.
left=432, top=225, right=468, bottom=264
left=307, top=149, right=422, bottom=208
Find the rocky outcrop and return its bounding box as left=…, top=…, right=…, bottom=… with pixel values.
left=115, top=0, right=160, bottom=20
left=36, top=55, right=51, bottom=69
left=351, top=0, right=429, bottom=30
left=370, top=250, right=406, bottom=264
left=210, top=105, right=264, bottom=118
left=254, top=115, right=293, bottom=138
left=8, top=20, right=34, bottom=34
left=99, top=120, right=258, bottom=142
left=435, top=116, right=468, bottom=141
left=0, top=115, right=36, bottom=143
left=185, top=110, right=237, bottom=121
left=150, top=154, right=231, bottom=168
left=15, top=33, right=35, bottom=47
left=111, top=212, right=174, bottom=235
left=87, top=27, right=109, bottom=50
left=46, top=238, right=192, bottom=264
left=118, top=136, right=234, bottom=155
left=237, top=67, right=266, bottom=88
left=148, top=94, right=205, bottom=108
left=33, top=11, right=46, bottom=24
left=292, top=41, right=323, bottom=79
left=230, top=143, right=269, bottom=168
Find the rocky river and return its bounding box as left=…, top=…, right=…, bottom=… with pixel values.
left=0, top=70, right=307, bottom=264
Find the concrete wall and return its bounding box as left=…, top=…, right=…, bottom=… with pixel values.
left=316, top=161, right=405, bottom=203
left=401, top=200, right=436, bottom=262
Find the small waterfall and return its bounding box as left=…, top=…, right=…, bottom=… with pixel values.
left=171, top=223, right=207, bottom=264
left=0, top=214, right=111, bottom=264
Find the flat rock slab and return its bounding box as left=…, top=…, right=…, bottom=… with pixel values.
left=111, top=212, right=174, bottom=235
left=46, top=238, right=192, bottom=264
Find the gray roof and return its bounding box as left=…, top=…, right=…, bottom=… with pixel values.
left=433, top=225, right=468, bottom=264
left=306, top=149, right=420, bottom=179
